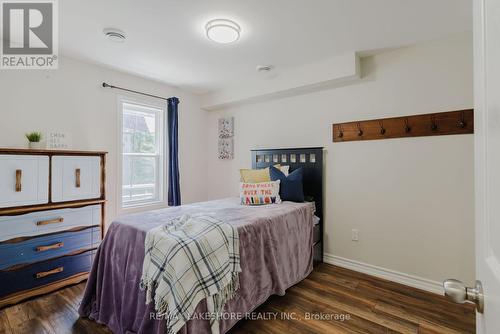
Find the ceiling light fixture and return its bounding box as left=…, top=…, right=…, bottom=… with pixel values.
left=205, top=19, right=241, bottom=44
left=103, top=28, right=126, bottom=42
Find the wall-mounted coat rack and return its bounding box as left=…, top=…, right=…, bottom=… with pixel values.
left=332, top=109, right=473, bottom=142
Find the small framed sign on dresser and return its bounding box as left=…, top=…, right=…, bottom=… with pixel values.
left=0, top=148, right=107, bottom=308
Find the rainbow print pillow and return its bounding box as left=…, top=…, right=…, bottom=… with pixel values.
left=240, top=180, right=282, bottom=205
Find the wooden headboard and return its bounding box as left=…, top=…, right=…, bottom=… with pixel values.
left=251, top=147, right=324, bottom=261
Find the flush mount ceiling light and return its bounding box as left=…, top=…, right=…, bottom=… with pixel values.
left=103, top=28, right=126, bottom=42
left=205, top=19, right=241, bottom=44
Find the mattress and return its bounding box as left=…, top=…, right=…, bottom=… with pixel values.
left=78, top=197, right=315, bottom=334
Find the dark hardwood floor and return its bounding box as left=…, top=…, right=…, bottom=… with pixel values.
left=0, top=264, right=475, bottom=334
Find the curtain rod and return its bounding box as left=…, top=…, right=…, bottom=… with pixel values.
left=102, top=82, right=169, bottom=101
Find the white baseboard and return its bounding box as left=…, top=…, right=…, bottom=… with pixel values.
left=323, top=253, right=443, bottom=295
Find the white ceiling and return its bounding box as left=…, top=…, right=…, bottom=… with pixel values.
left=60, top=0, right=472, bottom=94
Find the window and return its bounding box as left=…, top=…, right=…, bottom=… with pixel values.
left=120, top=100, right=165, bottom=208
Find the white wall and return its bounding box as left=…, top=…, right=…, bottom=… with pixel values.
left=0, top=57, right=208, bottom=226
left=0, top=32, right=475, bottom=289
left=205, top=33, right=475, bottom=286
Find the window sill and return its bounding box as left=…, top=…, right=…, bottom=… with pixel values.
left=118, top=201, right=169, bottom=215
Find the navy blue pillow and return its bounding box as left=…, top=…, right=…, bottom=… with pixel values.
left=269, top=166, right=304, bottom=202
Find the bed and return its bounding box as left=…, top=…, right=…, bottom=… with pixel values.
left=78, top=147, right=324, bottom=334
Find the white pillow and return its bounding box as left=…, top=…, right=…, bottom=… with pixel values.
left=240, top=180, right=282, bottom=205
left=280, top=165, right=290, bottom=176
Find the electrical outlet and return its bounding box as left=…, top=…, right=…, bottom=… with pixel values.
left=351, top=229, right=359, bottom=241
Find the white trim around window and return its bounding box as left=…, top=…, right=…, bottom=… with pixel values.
left=117, top=95, right=168, bottom=214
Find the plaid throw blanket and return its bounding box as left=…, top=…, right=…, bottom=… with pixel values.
left=140, top=215, right=241, bottom=334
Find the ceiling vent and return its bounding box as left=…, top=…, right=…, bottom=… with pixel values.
left=256, top=65, right=274, bottom=72
left=103, top=28, right=126, bottom=42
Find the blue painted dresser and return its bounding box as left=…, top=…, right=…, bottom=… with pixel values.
left=0, top=148, right=106, bottom=308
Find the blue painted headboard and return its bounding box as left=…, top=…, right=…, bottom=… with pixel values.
left=251, top=147, right=324, bottom=261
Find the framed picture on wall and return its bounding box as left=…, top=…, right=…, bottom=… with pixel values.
left=218, top=117, right=234, bottom=138
left=218, top=138, right=234, bottom=160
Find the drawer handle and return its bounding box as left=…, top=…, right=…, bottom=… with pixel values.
left=37, top=217, right=64, bottom=226
left=15, top=169, right=22, bottom=192
left=75, top=168, right=81, bottom=188
left=35, top=266, right=63, bottom=279
left=36, top=242, right=64, bottom=252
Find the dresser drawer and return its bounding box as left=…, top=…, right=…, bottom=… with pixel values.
left=0, top=155, right=49, bottom=208
left=0, top=227, right=100, bottom=270
left=0, top=205, right=101, bottom=242
left=51, top=156, right=101, bottom=203
left=0, top=250, right=95, bottom=298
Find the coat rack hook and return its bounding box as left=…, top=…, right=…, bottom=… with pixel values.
left=458, top=111, right=466, bottom=128
left=404, top=118, right=411, bottom=133
left=431, top=115, right=438, bottom=131
left=379, top=120, right=386, bottom=135
left=337, top=124, right=344, bottom=138
left=357, top=122, right=363, bottom=136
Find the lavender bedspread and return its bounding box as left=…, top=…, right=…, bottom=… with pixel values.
left=79, top=198, right=315, bottom=334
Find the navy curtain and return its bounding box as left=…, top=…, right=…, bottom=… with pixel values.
left=167, top=97, right=181, bottom=206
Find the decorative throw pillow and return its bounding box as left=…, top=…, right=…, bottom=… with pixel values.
left=269, top=165, right=304, bottom=202
left=272, top=164, right=290, bottom=176
left=279, top=165, right=290, bottom=176
left=239, top=168, right=271, bottom=183
left=240, top=165, right=289, bottom=183
left=240, top=180, right=282, bottom=205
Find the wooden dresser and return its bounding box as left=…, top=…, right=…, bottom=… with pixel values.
left=0, top=148, right=106, bottom=308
